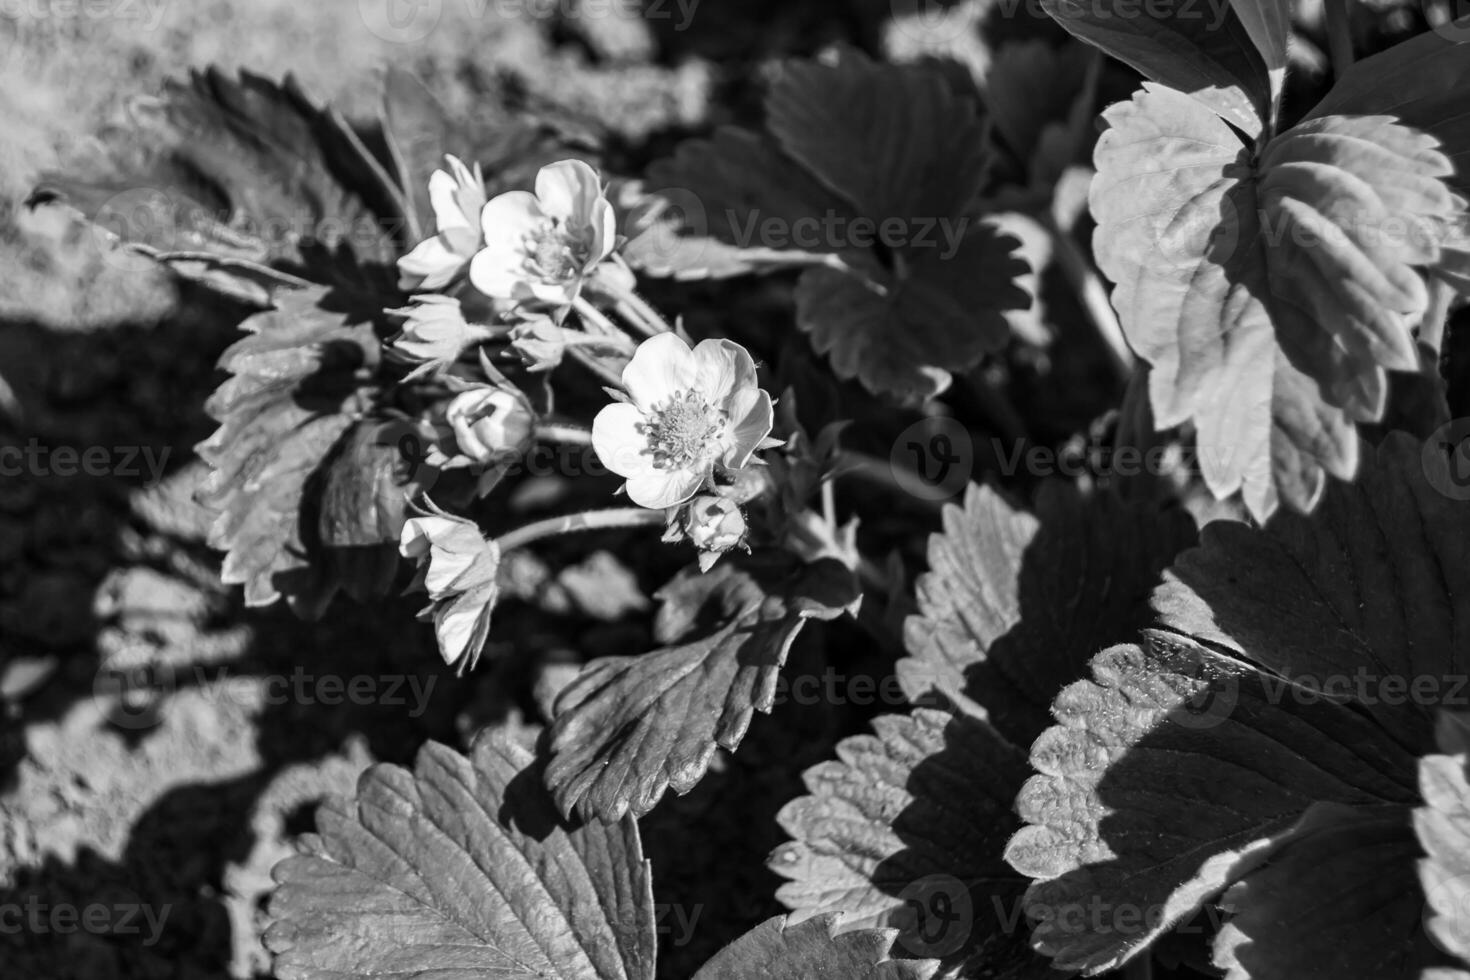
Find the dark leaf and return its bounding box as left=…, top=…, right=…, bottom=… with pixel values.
left=544, top=557, right=860, bottom=822
left=1005, top=434, right=1470, bottom=976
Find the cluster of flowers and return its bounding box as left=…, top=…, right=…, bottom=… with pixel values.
left=389, top=158, right=781, bottom=668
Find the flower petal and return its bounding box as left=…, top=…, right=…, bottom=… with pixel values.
left=625, top=467, right=704, bottom=509
left=536, top=159, right=603, bottom=224
left=692, top=338, right=758, bottom=405
left=527, top=277, right=578, bottom=307
left=480, top=190, right=546, bottom=242
left=429, top=169, right=472, bottom=233
left=592, top=402, right=654, bottom=478
left=621, top=332, right=698, bottom=410
left=587, top=197, right=618, bottom=267
left=721, top=387, right=774, bottom=470
left=398, top=236, right=463, bottom=290
left=432, top=583, right=496, bottom=669
left=469, top=245, right=526, bottom=301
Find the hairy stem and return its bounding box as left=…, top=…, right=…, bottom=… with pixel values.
left=534, top=422, right=593, bottom=445
left=494, top=507, right=666, bottom=553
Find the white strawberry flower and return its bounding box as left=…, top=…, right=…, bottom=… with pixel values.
left=469, top=159, right=616, bottom=308
left=399, top=513, right=500, bottom=672
left=398, top=155, right=487, bottom=291
left=592, top=333, right=778, bottom=510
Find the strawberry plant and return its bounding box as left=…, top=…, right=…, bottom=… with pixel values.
left=19, top=0, right=1470, bottom=976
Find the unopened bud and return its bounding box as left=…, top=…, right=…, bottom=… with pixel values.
left=683, top=494, right=746, bottom=553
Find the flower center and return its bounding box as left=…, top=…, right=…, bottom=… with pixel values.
left=526, top=220, right=589, bottom=283
left=641, top=391, right=725, bottom=470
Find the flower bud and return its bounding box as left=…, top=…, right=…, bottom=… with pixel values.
left=446, top=388, right=535, bottom=463
left=683, top=495, right=746, bottom=553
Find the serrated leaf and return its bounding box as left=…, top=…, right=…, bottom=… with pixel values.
left=544, top=557, right=860, bottom=822
left=196, top=284, right=388, bottom=614
left=640, top=51, right=1029, bottom=399
left=899, top=482, right=1195, bottom=744
left=1041, top=0, right=1272, bottom=138
left=1092, top=84, right=1465, bottom=519
left=770, top=709, right=1048, bottom=977
left=1004, top=434, right=1470, bottom=976
left=765, top=49, right=989, bottom=224
left=794, top=228, right=1030, bottom=402
left=265, top=734, right=656, bottom=980
left=35, top=68, right=405, bottom=284
left=639, top=128, right=858, bottom=272
left=690, top=912, right=937, bottom=980
left=1214, top=805, right=1448, bottom=980
left=1306, top=21, right=1470, bottom=195
left=315, top=418, right=429, bottom=603
left=1417, top=716, right=1470, bottom=972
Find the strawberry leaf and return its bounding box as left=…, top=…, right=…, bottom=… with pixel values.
left=1005, top=434, right=1470, bottom=976
left=1417, top=715, right=1470, bottom=972
left=1307, top=22, right=1470, bottom=196
left=544, top=556, right=860, bottom=822
left=1091, top=84, right=1466, bottom=519
left=769, top=709, right=1048, bottom=977
left=899, top=482, right=1195, bottom=745
left=1213, top=805, right=1446, bottom=980
left=794, top=230, right=1029, bottom=401
left=265, top=734, right=656, bottom=980
left=196, top=284, right=394, bottom=616
left=1041, top=0, right=1273, bottom=138
left=764, top=50, right=990, bottom=226
left=34, top=68, right=405, bottom=286
left=690, top=912, right=937, bottom=980
left=639, top=50, right=1029, bottom=400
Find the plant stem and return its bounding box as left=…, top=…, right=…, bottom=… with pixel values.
left=1325, top=0, right=1354, bottom=80
left=832, top=449, right=946, bottom=513
left=573, top=295, right=627, bottom=339
left=568, top=347, right=624, bottom=387
left=534, top=422, right=593, bottom=445
left=1044, top=211, right=1133, bottom=383
left=494, top=507, right=666, bottom=553
left=1421, top=278, right=1455, bottom=360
